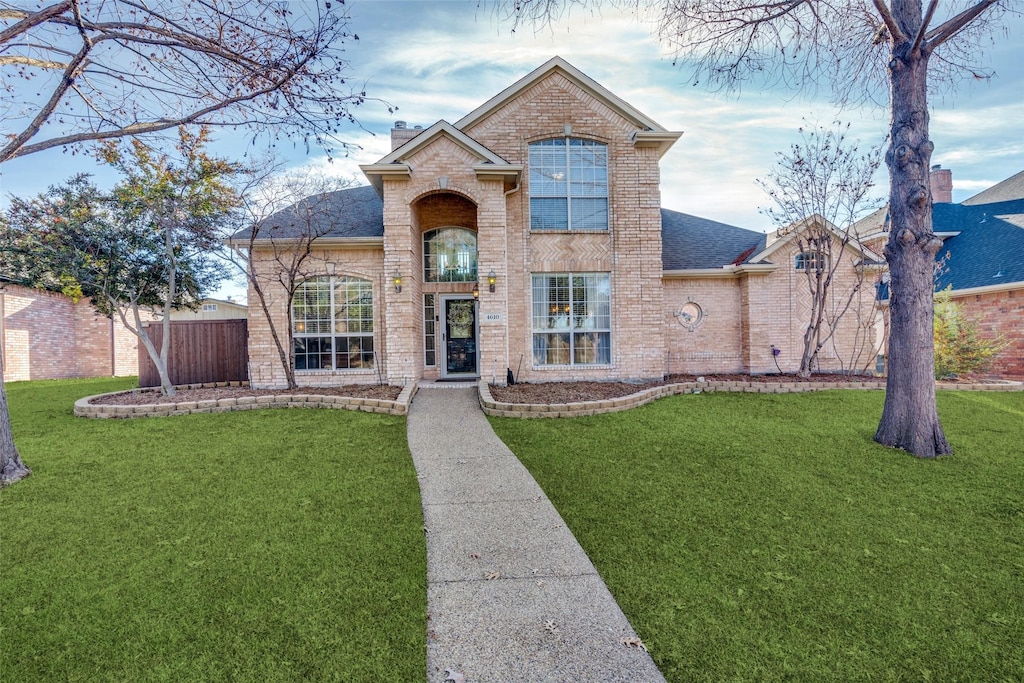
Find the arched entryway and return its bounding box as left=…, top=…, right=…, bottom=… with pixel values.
left=413, top=192, right=480, bottom=380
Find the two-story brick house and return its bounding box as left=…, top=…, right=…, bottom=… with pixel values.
left=242, top=57, right=884, bottom=388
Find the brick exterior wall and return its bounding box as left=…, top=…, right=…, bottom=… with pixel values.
left=462, top=71, right=666, bottom=382
left=755, top=238, right=884, bottom=375
left=246, top=248, right=386, bottom=388
left=241, top=64, right=908, bottom=386
left=1, top=284, right=140, bottom=382
left=951, top=287, right=1024, bottom=378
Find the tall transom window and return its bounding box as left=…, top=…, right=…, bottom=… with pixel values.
left=292, top=276, right=374, bottom=371
left=532, top=272, right=611, bottom=366
left=423, top=228, right=478, bottom=282
left=529, top=138, right=608, bottom=231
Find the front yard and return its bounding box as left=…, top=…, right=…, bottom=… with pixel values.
left=490, top=389, right=1024, bottom=682
left=2, top=377, right=426, bottom=682
left=4, top=378, right=1021, bottom=682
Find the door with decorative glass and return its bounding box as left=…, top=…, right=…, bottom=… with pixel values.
left=440, top=296, right=478, bottom=378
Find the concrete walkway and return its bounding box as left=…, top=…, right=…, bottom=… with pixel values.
left=407, top=386, right=666, bottom=683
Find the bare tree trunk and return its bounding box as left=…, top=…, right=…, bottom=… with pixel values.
left=251, top=278, right=297, bottom=390
left=874, top=24, right=951, bottom=457
left=0, top=346, right=30, bottom=485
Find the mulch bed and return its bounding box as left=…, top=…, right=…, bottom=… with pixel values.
left=90, top=384, right=403, bottom=406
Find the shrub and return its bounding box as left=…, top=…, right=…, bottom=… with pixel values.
left=933, top=287, right=1004, bottom=378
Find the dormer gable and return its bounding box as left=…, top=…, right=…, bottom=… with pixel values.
left=360, top=120, right=521, bottom=195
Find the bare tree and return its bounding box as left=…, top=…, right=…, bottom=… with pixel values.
left=502, top=0, right=1011, bottom=457
left=759, top=122, right=884, bottom=378
left=227, top=168, right=365, bottom=390
left=0, top=0, right=377, bottom=162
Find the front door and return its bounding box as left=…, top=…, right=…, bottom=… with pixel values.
left=441, top=296, right=478, bottom=378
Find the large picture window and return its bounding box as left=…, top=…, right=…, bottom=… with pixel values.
left=532, top=273, right=611, bottom=366
left=424, top=228, right=478, bottom=282
left=293, top=276, right=374, bottom=371
left=529, top=138, right=608, bottom=230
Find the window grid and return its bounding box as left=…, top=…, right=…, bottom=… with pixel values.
left=424, top=294, right=436, bottom=367
left=529, top=139, right=608, bottom=231
left=531, top=272, right=611, bottom=366
left=424, top=228, right=478, bottom=283
left=292, top=276, right=374, bottom=371
left=795, top=251, right=829, bottom=272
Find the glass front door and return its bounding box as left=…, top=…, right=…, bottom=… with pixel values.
left=442, top=297, right=478, bottom=377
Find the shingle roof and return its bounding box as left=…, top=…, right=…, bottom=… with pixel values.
left=231, top=184, right=383, bottom=241
left=660, top=209, right=766, bottom=270
left=232, top=187, right=769, bottom=272
left=934, top=180, right=1024, bottom=290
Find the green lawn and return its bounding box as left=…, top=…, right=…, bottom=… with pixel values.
left=490, top=390, right=1024, bottom=682
left=2, top=378, right=426, bottom=682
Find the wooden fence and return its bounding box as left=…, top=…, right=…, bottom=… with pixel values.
left=139, top=319, right=248, bottom=387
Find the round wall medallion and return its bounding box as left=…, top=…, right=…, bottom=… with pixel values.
left=674, top=301, right=704, bottom=331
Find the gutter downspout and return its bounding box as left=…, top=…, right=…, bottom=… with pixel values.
left=503, top=177, right=521, bottom=383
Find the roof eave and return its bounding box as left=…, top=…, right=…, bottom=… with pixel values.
left=226, top=236, right=384, bottom=249
left=633, top=131, right=683, bottom=158
left=662, top=263, right=780, bottom=278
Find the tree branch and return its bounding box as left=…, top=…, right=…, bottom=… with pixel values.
left=1, top=41, right=92, bottom=162
left=911, top=0, right=938, bottom=54
left=0, top=1, right=72, bottom=45
left=871, top=0, right=906, bottom=43
left=925, top=0, right=1000, bottom=49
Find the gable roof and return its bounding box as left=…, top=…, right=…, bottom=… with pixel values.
left=753, top=214, right=884, bottom=266
left=360, top=120, right=523, bottom=195
left=455, top=56, right=682, bottom=158
left=660, top=209, right=766, bottom=270
left=934, top=172, right=1024, bottom=291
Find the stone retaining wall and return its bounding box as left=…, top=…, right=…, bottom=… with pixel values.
left=478, top=379, right=1021, bottom=418
left=75, top=382, right=417, bottom=419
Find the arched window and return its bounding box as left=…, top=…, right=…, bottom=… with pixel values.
left=529, top=138, right=608, bottom=230
left=292, top=276, right=374, bottom=370
left=423, top=228, right=478, bottom=283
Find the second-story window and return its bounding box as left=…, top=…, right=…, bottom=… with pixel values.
left=529, top=138, right=608, bottom=231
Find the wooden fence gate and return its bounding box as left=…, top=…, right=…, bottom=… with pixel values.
left=138, top=319, right=248, bottom=387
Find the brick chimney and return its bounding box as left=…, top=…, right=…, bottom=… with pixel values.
left=930, top=165, right=953, bottom=203
left=391, top=121, right=422, bottom=151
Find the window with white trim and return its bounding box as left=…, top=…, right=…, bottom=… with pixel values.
left=795, top=251, right=829, bottom=272
left=529, top=138, right=608, bottom=230
left=532, top=273, right=611, bottom=365
left=292, top=276, right=374, bottom=370
left=202, top=303, right=218, bottom=312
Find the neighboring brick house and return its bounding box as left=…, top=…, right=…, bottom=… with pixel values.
left=238, top=57, right=885, bottom=388
left=857, top=168, right=1024, bottom=379
left=0, top=282, right=141, bottom=382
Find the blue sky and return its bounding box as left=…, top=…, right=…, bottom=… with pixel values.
left=2, top=0, right=1021, bottom=300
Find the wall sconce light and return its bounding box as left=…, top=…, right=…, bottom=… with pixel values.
left=472, top=285, right=480, bottom=300
left=393, top=269, right=402, bottom=293
left=487, top=269, right=497, bottom=292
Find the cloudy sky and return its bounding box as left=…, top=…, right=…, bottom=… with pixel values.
left=2, top=0, right=1021, bottom=299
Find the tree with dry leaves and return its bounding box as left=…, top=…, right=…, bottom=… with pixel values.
left=502, top=0, right=1011, bottom=457
left=0, top=0, right=371, bottom=162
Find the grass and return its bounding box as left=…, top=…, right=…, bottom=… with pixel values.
left=490, top=389, right=1024, bottom=682
left=1, top=377, right=426, bottom=682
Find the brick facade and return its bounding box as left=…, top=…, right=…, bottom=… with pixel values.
left=1, top=284, right=141, bottom=382
left=243, top=59, right=903, bottom=387
left=950, top=287, right=1024, bottom=378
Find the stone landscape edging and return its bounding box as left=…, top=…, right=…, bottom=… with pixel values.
left=477, top=378, right=1022, bottom=418
left=74, top=381, right=418, bottom=419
